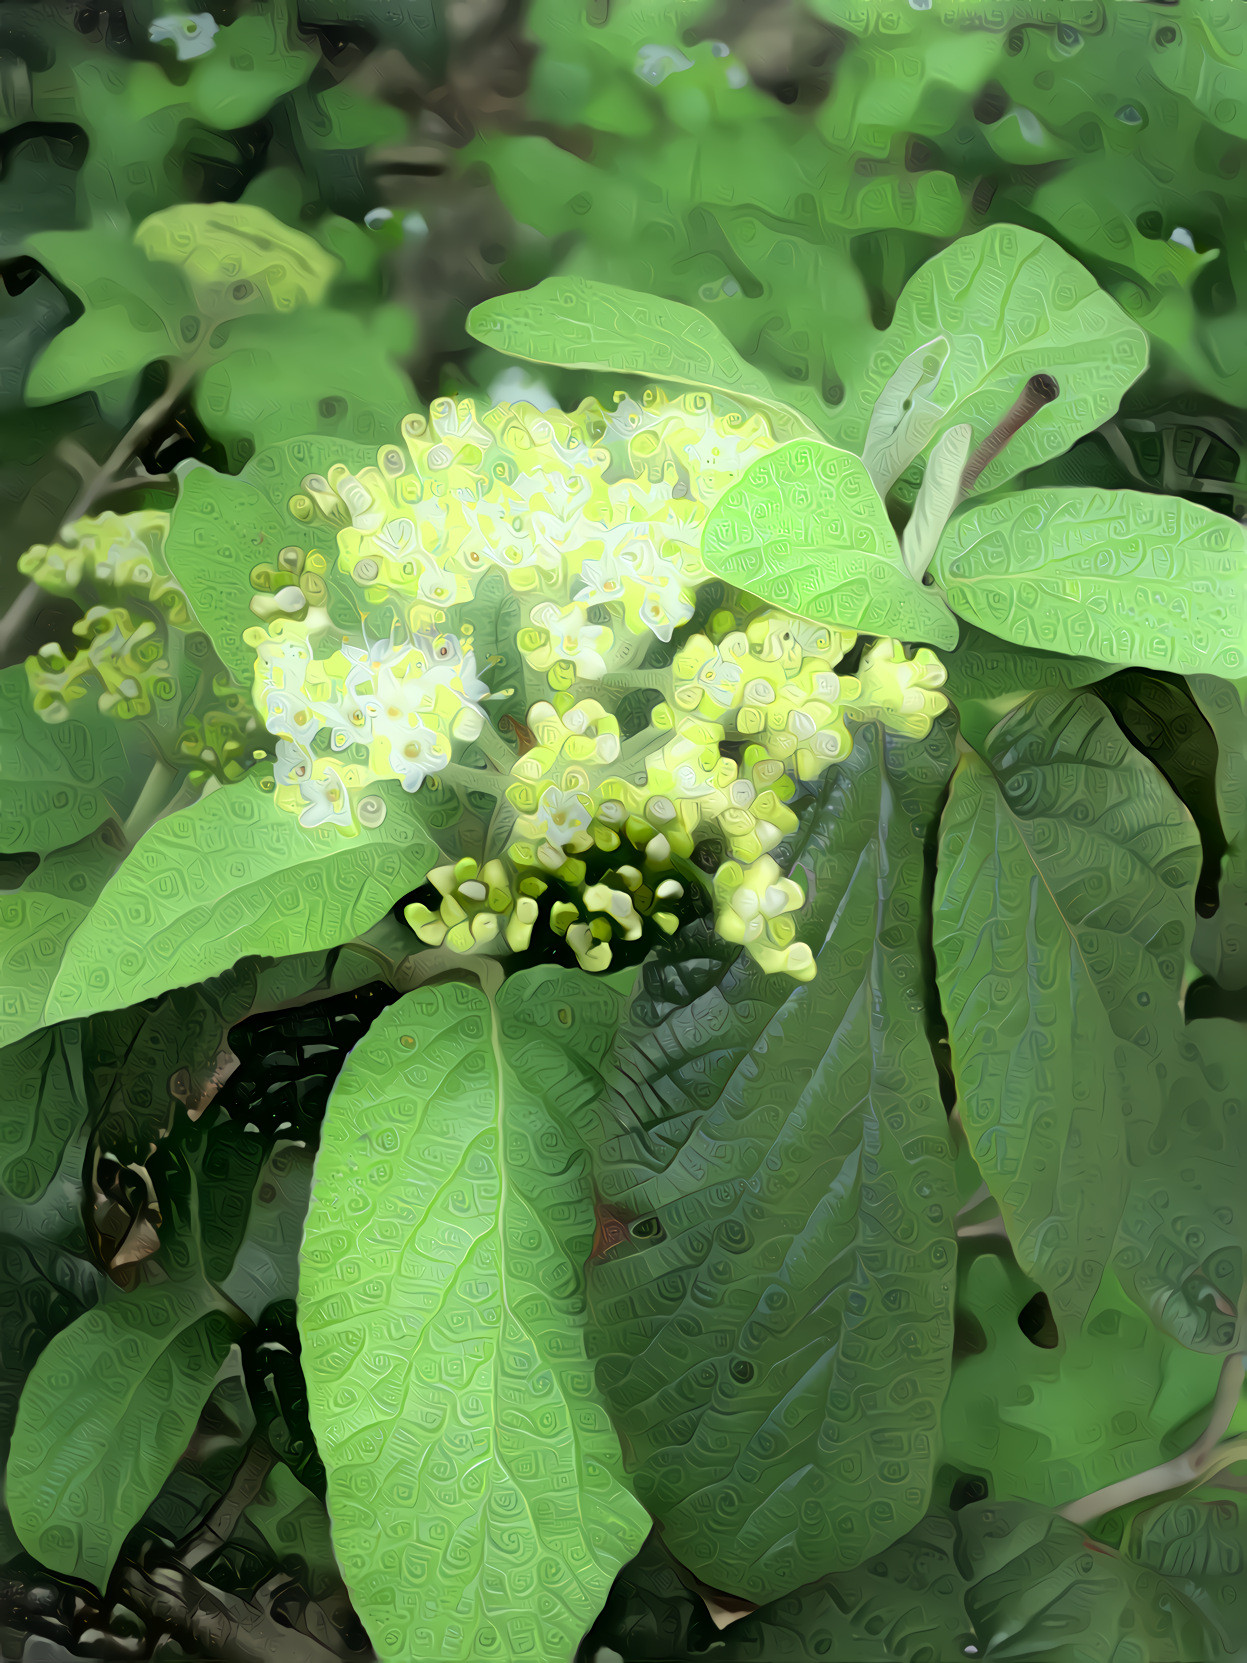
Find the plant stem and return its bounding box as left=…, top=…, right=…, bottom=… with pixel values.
left=60, top=356, right=201, bottom=534
left=177, top=1439, right=275, bottom=1571
left=123, top=758, right=182, bottom=843
left=1059, top=1353, right=1247, bottom=1525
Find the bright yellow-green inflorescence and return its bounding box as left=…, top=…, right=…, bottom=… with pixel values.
left=25, top=391, right=950, bottom=978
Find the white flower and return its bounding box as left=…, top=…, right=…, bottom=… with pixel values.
left=629, top=544, right=695, bottom=642
left=535, top=787, right=592, bottom=849
left=298, top=767, right=353, bottom=830
left=149, top=11, right=218, bottom=59
left=274, top=739, right=313, bottom=787
left=575, top=550, right=631, bottom=606
left=376, top=712, right=451, bottom=791
left=528, top=602, right=612, bottom=679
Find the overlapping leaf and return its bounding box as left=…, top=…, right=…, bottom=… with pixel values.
left=585, top=721, right=959, bottom=1602
left=932, top=489, right=1247, bottom=677
left=299, top=973, right=647, bottom=1663
left=700, top=440, right=959, bottom=647
left=933, top=690, right=1201, bottom=1323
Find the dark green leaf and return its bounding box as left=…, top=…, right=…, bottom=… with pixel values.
left=933, top=690, right=1200, bottom=1322
left=587, top=721, right=959, bottom=1601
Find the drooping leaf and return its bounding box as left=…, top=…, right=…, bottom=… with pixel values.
left=840, top=224, right=1148, bottom=499
left=581, top=1511, right=975, bottom=1661
left=35, top=774, right=435, bottom=1040
left=932, top=690, right=1200, bottom=1323
left=6, top=1281, right=241, bottom=1589
left=299, top=973, right=648, bottom=1663
left=586, top=720, right=959, bottom=1602
left=700, top=440, right=959, bottom=648
left=466, top=275, right=813, bottom=439
left=219, top=1140, right=314, bottom=1322
left=957, top=1498, right=1222, bottom=1662
left=0, top=665, right=138, bottom=856
left=941, top=625, right=1108, bottom=705
left=931, top=489, right=1247, bottom=677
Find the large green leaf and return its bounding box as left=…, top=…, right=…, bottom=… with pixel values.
left=298, top=973, right=648, bottom=1663
left=699, top=440, right=959, bottom=648
left=931, top=489, right=1247, bottom=677
left=34, top=774, right=435, bottom=1039
left=844, top=224, right=1148, bottom=499
left=1129, top=1490, right=1247, bottom=1659
left=7, top=1281, right=241, bottom=1588
left=0, top=666, right=138, bottom=857
left=466, top=275, right=813, bottom=440
left=586, top=720, right=959, bottom=1602
left=932, top=690, right=1200, bottom=1323
left=958, top=1498, right=1222, bottom=1662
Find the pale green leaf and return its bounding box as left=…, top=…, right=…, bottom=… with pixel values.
left=299, top=974, right=648, bottom=1663
left=932, top=489, right=1247, bottom=677
left=841, top=225, right=1148, bottom=498
left=466, top=275, right=813, bottom=439
left=932, top=690, right=1201, bottom=1322
left=39, top=774, right=435, bottom=1036
left=7, top=1282, right=240, bottom=1588
left=135, top=203, right=336, bottom=317
left=700, top=439, right=959, bottom=647
left=586, top=722, right=959, bottom=1601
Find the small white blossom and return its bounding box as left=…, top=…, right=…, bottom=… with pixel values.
left=149, top=11, right=218, bottom=59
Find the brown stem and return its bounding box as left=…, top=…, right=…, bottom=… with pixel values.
left=958, top=373, right=1060, bottom=497
left=178, top=1439, right=276, bottom=1571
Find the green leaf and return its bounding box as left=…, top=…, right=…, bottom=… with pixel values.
left=931, top=489, right=1247, bottom=677
left=6, top=1281, right=240, bottom=1588
left=932, top=690, right=1200, bottom=1323
left=842, top=224, right=1148, bottom=499
left=583, top=1512, right=975, bottom=1661
left=219, top=1140, right=314, bottom=1321
left=299, top=973, right=648, bottom=1663
left=163, top=467, right=296, bottom=685
left=700, top=439, right=959, bottom=647
left=0, top=1024, right=91, bottom=1206
left=942, top=1252, right=1228, bottom=1512
left=0, top=665, right=136, bottom=855
left=39, top=773, right=436, bottom=1037
left=1128, top=1490, right=1247, bottom=1658
left=942, top=625, right=1109, bottom=705
left=183, top=10, right=316, bottom=129
left=466, top=275, right=813, bottom=440
left=958, top=1499, right=1222, bottom=1662
left=192, top=306, right=416, bottom=472
left=587, top=721, right=959, bottom=1601
left=135, top=204, right=337, bottom=317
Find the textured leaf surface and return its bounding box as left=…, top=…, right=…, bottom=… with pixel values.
left=932, top=691, right=1200, bottom=1322
left=466, top=275, right=811, bottom=438
left=0, top=667, right=136, bottom=856
left=582, top=1513, right=975, bottom=1661
left=958, top=1499, right=1221, bottom=1662
left=587, top=722, right=959, bottom=1601
left=40, top=774, right=435, bottom=1035
left=700, top=440, right=959, bottom=648
left=0, top=1024, right=91, bottom=1206
left=942, top=625, right=1109, bottom=705
left=1129, top=1491, right=1247, bottom=1659
left=7, top=1283, right=238, bottom=1588
left=299, top=973, right=647, bottom=1663
left=841, top=225, right=1147, bottom=498
left=1189, top=673, right=1247, bottom=990
left=932, top=489, right=1247, bottom=677
left=164, top=468, right=294, bottom=685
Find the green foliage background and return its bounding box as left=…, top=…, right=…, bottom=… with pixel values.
left=1, top=2, right=1246, bottom=1660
